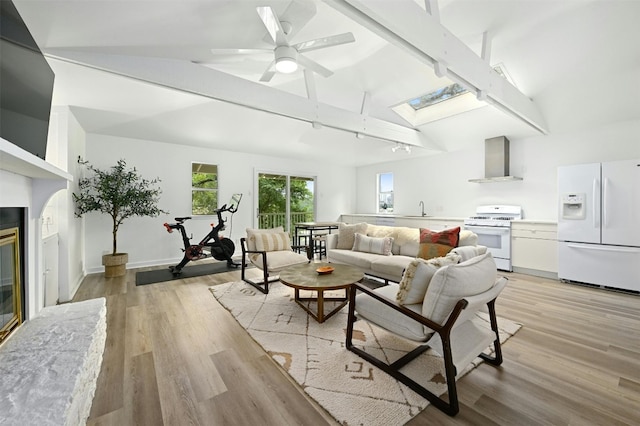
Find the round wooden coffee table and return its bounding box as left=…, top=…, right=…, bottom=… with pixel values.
left=279, top=263, right=364, bottom=323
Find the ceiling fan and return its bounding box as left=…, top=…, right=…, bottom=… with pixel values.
left=208, top=6, right=355, bottom=82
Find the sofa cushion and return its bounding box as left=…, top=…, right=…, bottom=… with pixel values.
left=327, top=249, right=380, bottom=271
left=352, top=233, right=394, bottom=255
left=253, top=231, right=292, bottom=252
left=422, top=252, right=497, bottom=325
left=366, top=225, right=418, bottom=255
left=396, top=252, right=462, bottom=305
left=399, top=240, right=420, bottom=257
left=417, top=227, right=460, bottom=260
left=369, top=255, right=415, bottom=280
left=337, top=222, right=368, bottom=249
left=355, top=285, right=431, bottom=341
left=248, top=250, right=308, bottom=272
left=246, top=227, right=284, bottom=251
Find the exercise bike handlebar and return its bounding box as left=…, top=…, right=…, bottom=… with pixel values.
left=215, top=203, right=238, bottom=214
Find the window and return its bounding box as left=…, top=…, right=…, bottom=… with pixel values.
left=377, top=172, right=393, bottom=213
left=192, top=163, right=218, bottom=215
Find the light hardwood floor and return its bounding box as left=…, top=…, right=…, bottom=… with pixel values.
left=73, top=264, right=640, bottom=425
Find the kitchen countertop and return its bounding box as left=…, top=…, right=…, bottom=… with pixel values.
left=342, top=214, right=557, bottom=225
left=342, top=213, right=465, bottom=221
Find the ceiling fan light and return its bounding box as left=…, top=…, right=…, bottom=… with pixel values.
left=275, top=57, right=298, bottom=73
left=274, top=45, right=298, bottom=74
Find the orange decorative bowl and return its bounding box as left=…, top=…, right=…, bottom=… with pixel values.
left=316, top=266, right=335, bottom=275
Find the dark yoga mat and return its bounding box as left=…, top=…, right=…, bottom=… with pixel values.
left=135, top=260, right=246, bottom=286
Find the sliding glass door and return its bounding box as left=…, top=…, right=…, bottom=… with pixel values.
left=256, top=172, right=315, bottom=232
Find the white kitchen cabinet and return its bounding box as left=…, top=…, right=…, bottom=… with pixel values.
left=427, top=219, right=464, bottom=231
left=511, top=222, right=558, bottom=277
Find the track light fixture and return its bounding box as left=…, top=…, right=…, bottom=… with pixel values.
left=391, top=143, right=411, bottom=153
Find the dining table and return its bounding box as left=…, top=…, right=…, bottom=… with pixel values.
left=294, top=221, right=341, bottom=259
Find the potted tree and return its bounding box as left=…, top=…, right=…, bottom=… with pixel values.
left=73, top=158, right=168, bottom=277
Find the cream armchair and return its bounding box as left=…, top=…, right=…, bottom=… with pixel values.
left=240, top=227, right=310, bottom=294
left=346, top=252, right=507, bottom=416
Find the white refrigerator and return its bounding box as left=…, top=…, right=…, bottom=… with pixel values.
left=557, top=159, right=640, bottom=292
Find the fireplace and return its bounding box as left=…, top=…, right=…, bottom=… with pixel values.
left=0, top=224, right=23, bottom=343
left=1, top=137, right=71, bottom=326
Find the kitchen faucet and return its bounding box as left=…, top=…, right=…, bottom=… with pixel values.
left=419, top=201, right=427, bottom=217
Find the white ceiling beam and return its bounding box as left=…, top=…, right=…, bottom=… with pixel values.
left=424, top=0, right=440, bottom=23
left=481, top=30, right=492, bottom=63
left=357, top=92, right=371, bottom=139
left=325, top=0, right=548, bottom=134
left=360, top=91, right=371, bottom=115
left=304, top=69, right=317, bottom=101
left=45, top=50, right=439, bottom=150
left=477, top=31, right=492, bottom=101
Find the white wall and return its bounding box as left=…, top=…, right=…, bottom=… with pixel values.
left=356, top=118, right=640, bottom=221
left=62, top=110, right=86, bottom=299
left=82, top=134, right=356, bottom=273
left=41, top=106, right=87, bottom=302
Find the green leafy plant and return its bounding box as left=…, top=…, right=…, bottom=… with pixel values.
left=73, top=158, right=168, bottom=256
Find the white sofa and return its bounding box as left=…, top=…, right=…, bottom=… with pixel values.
left=326, top=223, right=486, bottom=283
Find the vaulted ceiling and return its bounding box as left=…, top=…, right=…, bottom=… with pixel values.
left=13, top=0, right=639, bottom=166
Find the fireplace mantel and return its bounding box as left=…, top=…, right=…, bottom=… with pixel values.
left=0, top=137, right=70, bottom=179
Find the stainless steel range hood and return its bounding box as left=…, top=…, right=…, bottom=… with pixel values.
left=468, top=136, right=523, bottom=183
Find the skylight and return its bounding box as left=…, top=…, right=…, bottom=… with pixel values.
left=394, top=64, right=516, bottom=126
left=408, top=83, right=467, bottom=110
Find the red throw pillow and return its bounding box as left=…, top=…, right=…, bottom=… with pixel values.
left=417, top=227, right=460, bottom=260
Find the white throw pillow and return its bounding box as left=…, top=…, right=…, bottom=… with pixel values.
left=337, top=222, right=368, bottom=249
left=396, top=252, right=461, bottom=305
left=450, top=245, right=487, bottom=262
left=352, top=233, right=394, bottom=255
left=459, top=230, right=478, bottom=246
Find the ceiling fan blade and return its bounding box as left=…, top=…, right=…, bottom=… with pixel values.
left=257, top=6, right=288, bottom=46
left=259, top=61, right=277, bottom=82
left=294, top=32, right=355, bottom=54
left=210, top=48, right=271, bottom=56
left=296, top=54, right=333, bottom=78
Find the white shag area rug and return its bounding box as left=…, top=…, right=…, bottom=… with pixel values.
left=210, top=281, right=521, bottom=426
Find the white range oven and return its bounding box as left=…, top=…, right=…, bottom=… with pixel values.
left=463, top=205, right=522, bottom=271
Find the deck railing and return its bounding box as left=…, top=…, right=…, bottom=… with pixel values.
left=257, top=212, right=314, bottom=230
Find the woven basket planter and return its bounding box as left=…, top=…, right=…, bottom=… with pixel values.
left=102, top=253, right=128, bottom=278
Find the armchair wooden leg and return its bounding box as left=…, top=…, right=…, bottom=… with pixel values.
left=240, top=251, right=274, bottom=294
left=479, top=299, right=503, bottom=366
left=241, top=266, right=277, bottom=294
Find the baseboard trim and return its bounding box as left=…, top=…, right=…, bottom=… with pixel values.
left=512, top=267, right=558, bottom=280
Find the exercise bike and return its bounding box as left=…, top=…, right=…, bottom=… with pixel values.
left=164, top=193, right=242, bottom=276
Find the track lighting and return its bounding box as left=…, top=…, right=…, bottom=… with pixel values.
left=391, top=143, right=411, bottom=153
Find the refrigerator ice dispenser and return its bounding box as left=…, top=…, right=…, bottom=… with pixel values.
left=561, top=193, right=586, bottom=219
